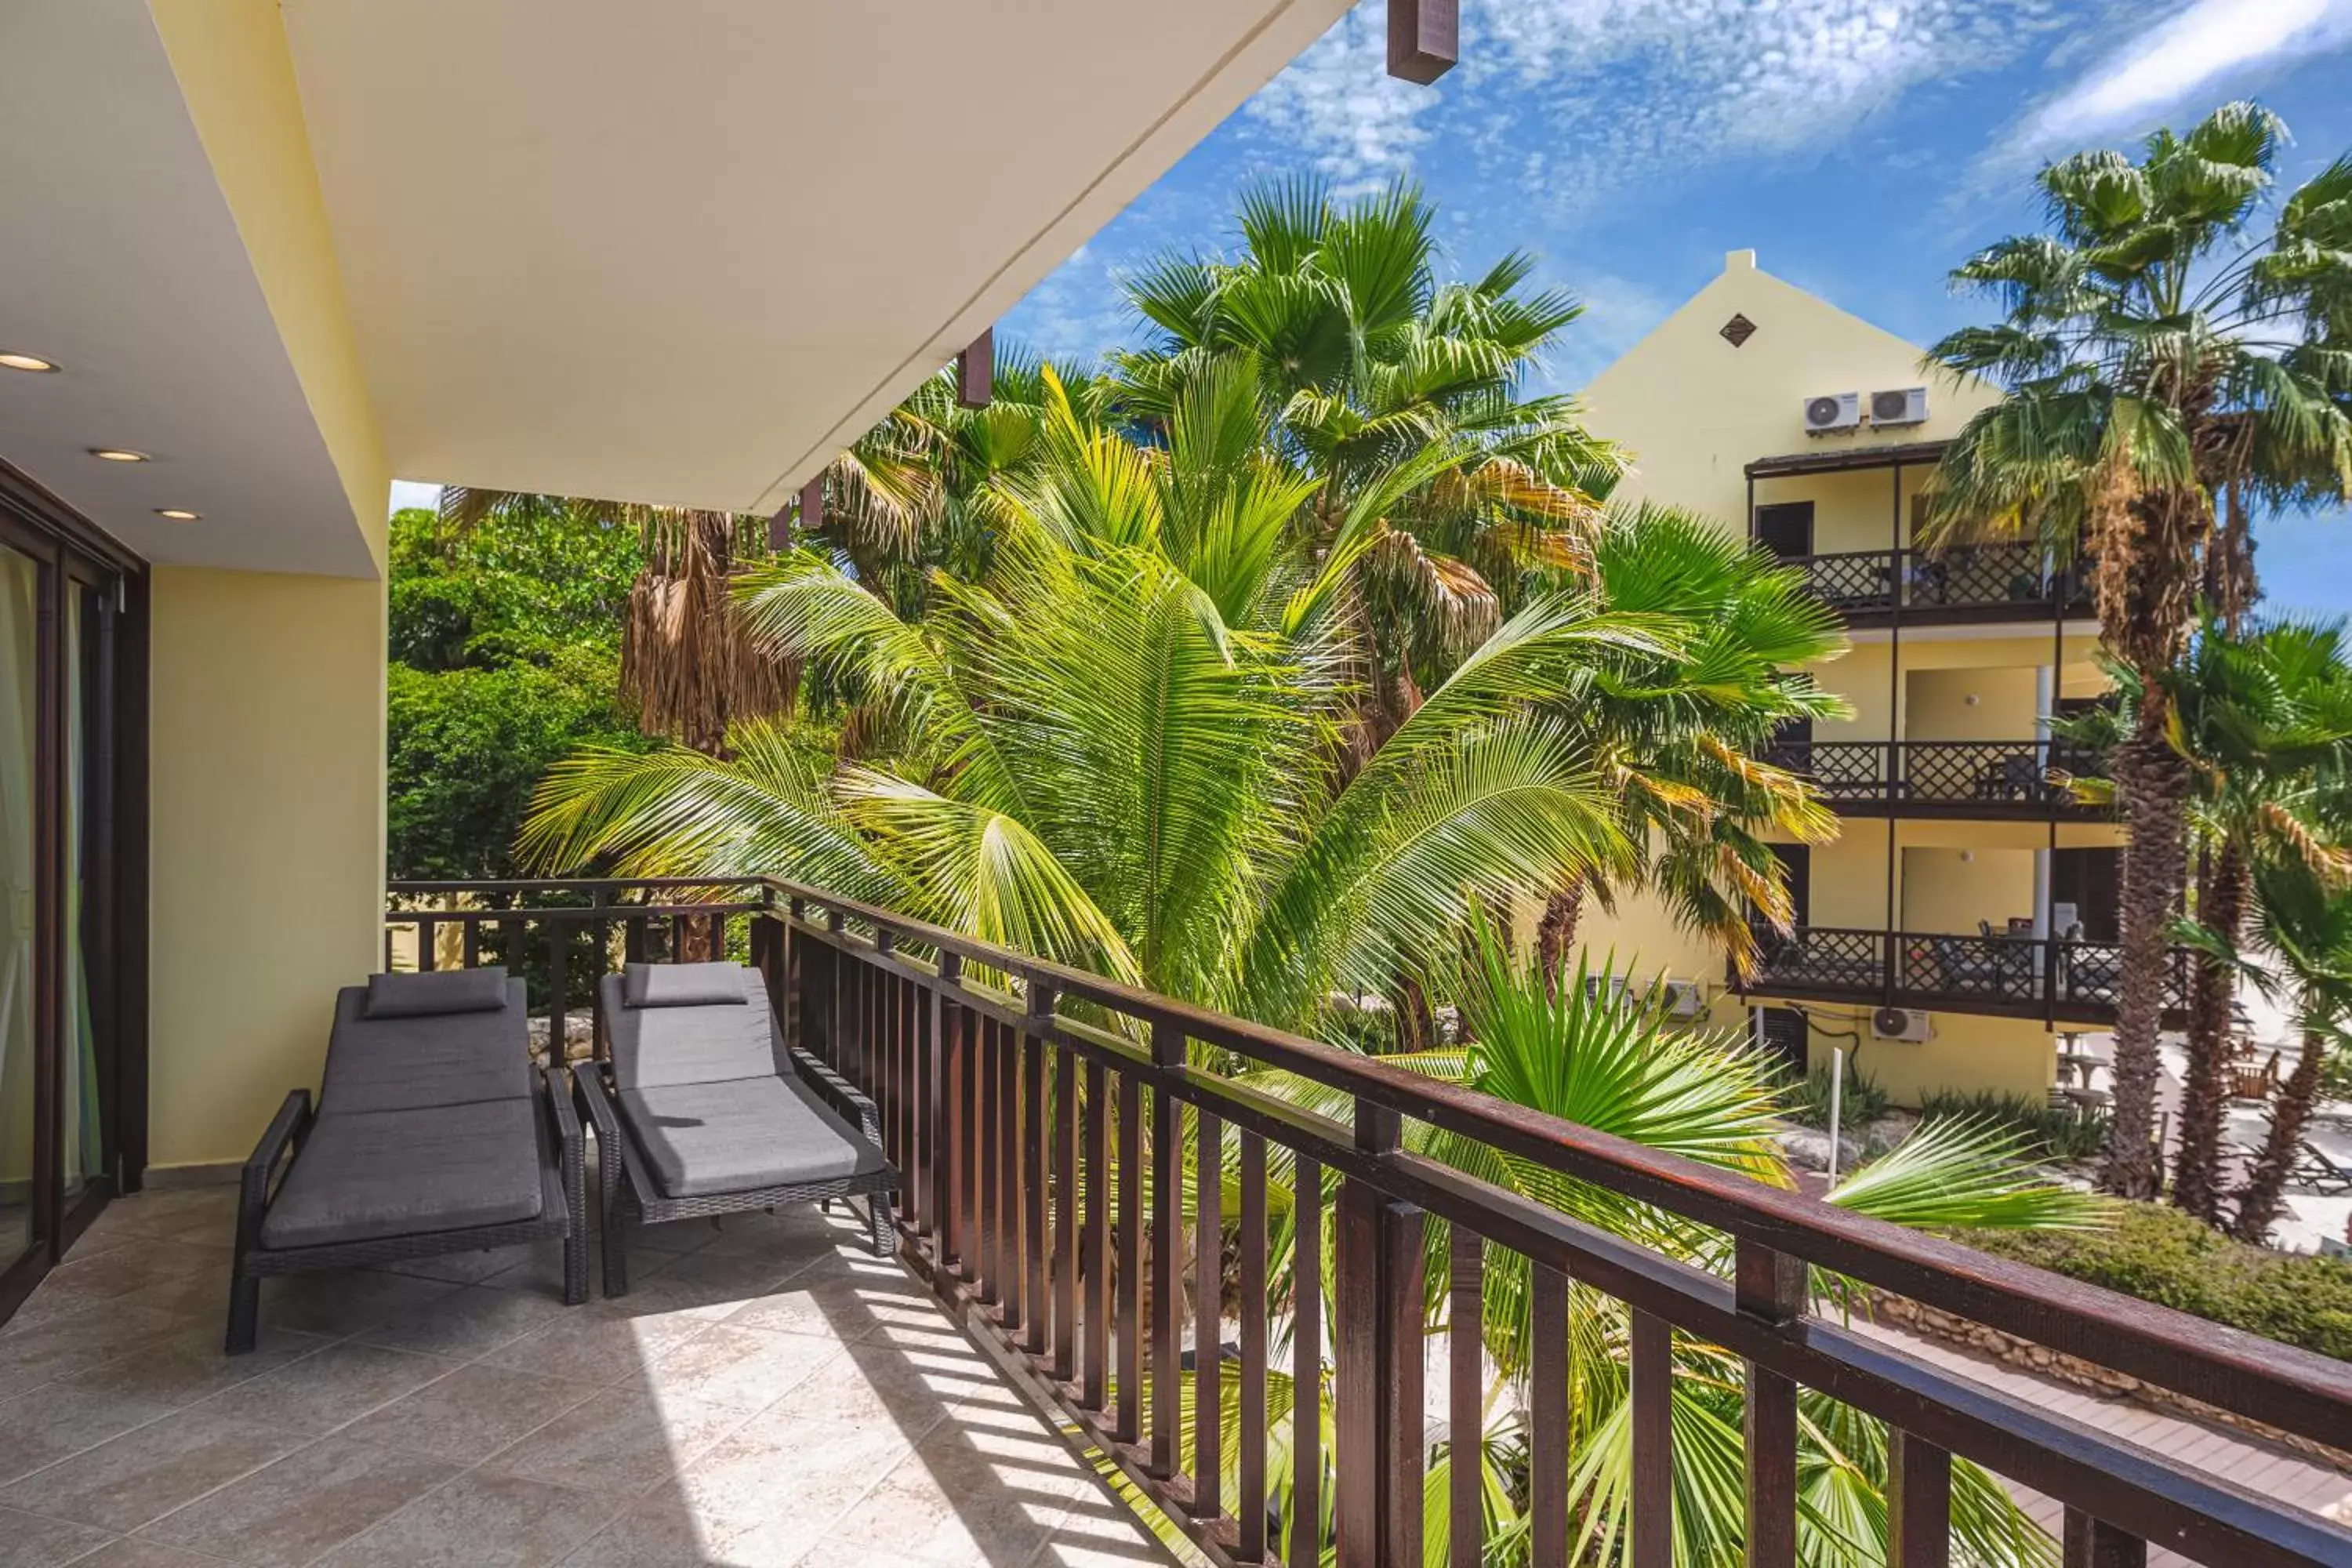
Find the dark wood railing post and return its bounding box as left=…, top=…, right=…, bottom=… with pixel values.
left=1149, top=1022, right=1184, bottom=1479
left=1025, top=982, right=1056, bottom=1359
left=1448, top=1229, right=1483, bottom=1568
left=1630, top=1309, right=1674, bottom=1568
left=1887, top=1429, right=1951, bottom=1568
left=2063, top=1511, right=2147, bottom=1568
left=1737, top=1240, right=1806, bottom=1568
left=1334, top=1103, right=1423, bottom=1568
left=931, top=951, right=965, bottom=1276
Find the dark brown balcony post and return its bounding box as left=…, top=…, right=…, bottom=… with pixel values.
left=1334, top=1102, right=1423, bottom=1568
left=2063, top=1511, right=2147, bottom=1568
left=1737, top=1240, right=1806, bottom=1568
left=1530, top=1261, right=1569, bottom=1567
left=1116, top=1067, right=1143, bottom=1443
left=1192, top=1105, right=1224, bottom=1519
left=1025, top=985, right=1055, bottom=1356
left=931, top=950, right=964, bottom=1275
left=1887, top=1430, right=1952, bottom=1568
left=1630, top=1308, right=1674, bottom=1568
left=799, top=475, right=823, bottom=538
left=1148, top=1022, right=1184, bottom=1477
left=1290, top=1153, right=1324, bottom=1568
left=1237, top=1130, right=1271, bottom=1563
left=1449, top=1228, right=1483, bottom=1568
left=1385, top=0, right=1456, bottom=82
left=956, top=328, right=993, bottom=409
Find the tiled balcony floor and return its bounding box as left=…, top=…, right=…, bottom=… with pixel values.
left=1, top=1185, right=1177, bottom=1568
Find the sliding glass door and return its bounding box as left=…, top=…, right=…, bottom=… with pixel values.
left=0, top=480, right=139, bottom=1322
left=0, top=543, right=37, bottom=1281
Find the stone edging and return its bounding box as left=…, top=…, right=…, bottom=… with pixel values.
left=1870, top=1292, right=2352, bottom=1475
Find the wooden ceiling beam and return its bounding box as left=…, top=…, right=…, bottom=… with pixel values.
left=956, top=327, right=994, bottom=408
left=1387, top=0, right=1457, bottom=84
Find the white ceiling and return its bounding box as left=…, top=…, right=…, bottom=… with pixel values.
left=282, top=0, right=1351, bottom=517
left=0, top=0, right=1349, bottom=576
left=0, top=3, right=376, bottom=576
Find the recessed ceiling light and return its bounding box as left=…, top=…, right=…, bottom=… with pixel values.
left=89, top=448, right=151, bottom=463
left=154, top=508, right=201, bottom=521
left=0, top=351, right=60, bottom=373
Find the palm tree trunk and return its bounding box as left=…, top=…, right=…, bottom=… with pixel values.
left=2103, top=699, right=2191, bottom=1198
left=1537, top=880, right=1585, bottom=998
left=1394, top=971, right=1438, bottom=1054
left=2172, top=839, right=2246, bottom=1222
left=2232, top=1025, right=2328, bottom=1243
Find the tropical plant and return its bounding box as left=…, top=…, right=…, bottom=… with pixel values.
left=2227, top=855, right=2352, bottom=1242
left=2063, top=619, right=2352, bottom=1221
left=1533, top=504, right=1848, bottom=981
left=1113, top=178, right=1631, bottom=748
left=1236, top=925, right=2107, bottom=1566
left=1919, top=101, right=2352, bottom=1196
left=521, top=364, right=1661, bottom=1025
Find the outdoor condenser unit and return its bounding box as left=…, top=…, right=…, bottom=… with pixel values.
left=1870, top=387, right=1929, bottom=426
left=1802, top=392, right=1860, bottom=434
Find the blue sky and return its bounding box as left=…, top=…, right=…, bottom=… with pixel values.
left=999, top=0, right=2352, bottom=616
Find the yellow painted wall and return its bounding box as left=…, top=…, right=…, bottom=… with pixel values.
left=147, top=0, right=387, bottom=570
left=1904, top=667, right=2038, bottom=742
left=147, top=567, right=387, bottom=1169
left=1900, top=847, right=2035, bottom=934
left=1813, top=1010, right=2056, bottom=1104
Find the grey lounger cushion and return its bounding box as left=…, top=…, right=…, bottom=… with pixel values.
left=260, top=1098, right=545, bottom=1250
left=365, top=967, right=511, bottom=1018
left=615, top=1074, right=885, bottom=1198
left=622, top=961, right=746, bottom=1009
left=601, top=970, right=782, bottom=1089
left=320, top=979, right=532, bottom=1114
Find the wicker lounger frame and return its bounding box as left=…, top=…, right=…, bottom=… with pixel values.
left=227, top=1064, right=588, bottom=1354
left=572, top=1050, right=898, bottom=1298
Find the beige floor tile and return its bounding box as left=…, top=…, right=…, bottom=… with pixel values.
left=32, top=1246, right=229, bottom=1311
left=719, top=1257, right=935, bottom=1341
left=251, top=1270, right=461, bottom=1340
left=65, top=1541, right=237, bottom=1567
left=611, top=1252, right=814, bottom=1323
left=478, top=1240, right=586, bottom=1298
left=312, top=1471, right=615, bottom=1568
left=829, top=1423, right=1098, bottom=1565
left=641, top=1325, right=840, bottom=1414
left=342, top=1363, right=601, bottom=1458
left=136, top=1432, right=461, bottom=1568
left=555, top=1494, right=742, bottom=1567
left=368, top=1243, right=539, bottom=1285
left=0, top=1385, right=176, bottom=1486
left=666, top=1414, right=908, bottom=1541
left=757, top=1334, right=980, bottom=1435
left=194, top=1341, right=457, bottom=1436
left=353, top=1283, right=575, bottom=1359
left=1027, top=1516, right=1182, bottom=1568
left=480, top=1301, right=712, bottom=1385
left=0, top=1503, right=114, bottom=1568
left=63, top=1323, right=332, bottom=1409
left=0, top=1307, right=185, bottom=1398
left=479, top=1385, right=757, bottom=1497
left=0, top=1406, right=303, bottom=1532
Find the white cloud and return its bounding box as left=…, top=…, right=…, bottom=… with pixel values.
left=1243, top=0, right=2074, bottom=201
left=2016, top=0, right=2352, bottom=149
left=387, top=479, right=441, bottom=517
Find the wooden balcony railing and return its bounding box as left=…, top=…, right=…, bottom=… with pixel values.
left=1759, top=739, right=2110, bottom=818
left=1743, top=923, right=2193, bottom=1025
left=381, top=879, right=2352, bottom=1568
left=1792, top=543, right=2092, bottom=628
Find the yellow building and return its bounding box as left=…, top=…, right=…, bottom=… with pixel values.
left=1574, top=250, right=2140, bottom=1106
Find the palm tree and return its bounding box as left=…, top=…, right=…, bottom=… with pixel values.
left=1533, top=504, right=1849, bottom=984
left=521, top=363, right=1663, bottom=1025
left=1236, top=921, right=2104, bottom=1564
left=1114, top=178, right=1631, bottom=750
left=1919, top=102, right=2352, bottom=1196
left=2228, top=855, right=2352, bottom=1242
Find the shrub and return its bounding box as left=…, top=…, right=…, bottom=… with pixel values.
left=1961, top=1203, right=2352, bottom=1361
left=1779, top=1062, right=1890, bottom=1132
left=1918, top=1087, right=2110, bottom=1162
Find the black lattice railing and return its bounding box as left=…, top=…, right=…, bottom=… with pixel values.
left=2055, top=941, right=2193, bottom=1015
left=1900, top=932, right=2045, bottom=1006
left=1784, top=545, right=2092, bottom=619
left=1750, top=924, right=1886, bottom=993
left=1762, top=740, right=2111, bottom=815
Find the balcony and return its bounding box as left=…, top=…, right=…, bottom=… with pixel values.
left=1741, top=924, right=2191, bottom=1025
left=1792, top=543, right=2092, bottom=630
left=1761, top=738, right=2110, bottom=820
left=7, top=878, right=2343, bottom=1567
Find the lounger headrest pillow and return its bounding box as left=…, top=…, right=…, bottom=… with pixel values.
left=363, top=967, right=511, bottom=1018
left=622, top=961, right=748, bottom=1009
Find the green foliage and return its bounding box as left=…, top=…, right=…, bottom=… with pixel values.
left=1779, top=1062, right=1891, bottom=1132
left=386, top=505, right=647, bottom=880
left=1963, top=1202, right=2352, bottom=1360
left=1917, top=1087, right=2112, bottom=1162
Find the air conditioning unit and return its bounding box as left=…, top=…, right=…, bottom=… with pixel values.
left=1584, top=973, right=1635, bottom=1009
left=1662, top=979, right=1708, bottom=1020
left=1802, top=392, right=1860, bottom=434
left=1871, top=1006, right=1935, bottom=1043
left=1870, top=387, right=1929, bottom=426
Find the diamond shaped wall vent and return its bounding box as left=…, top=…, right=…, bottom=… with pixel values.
left=1719, top=314, right=1757, bottom=347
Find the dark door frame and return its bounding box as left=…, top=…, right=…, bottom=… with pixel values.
left=0, top=459, right=148, bottom=1324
